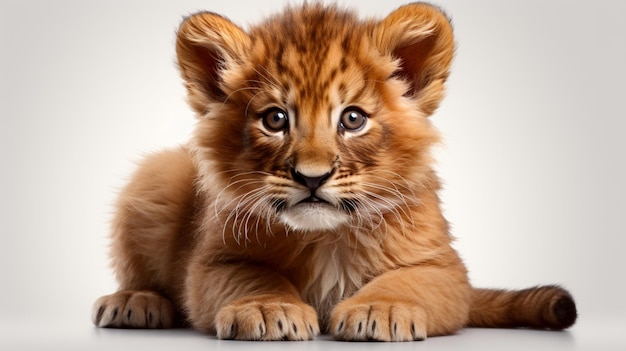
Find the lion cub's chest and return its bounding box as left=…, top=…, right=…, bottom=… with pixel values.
left=300, top=242, right=370, bottom=321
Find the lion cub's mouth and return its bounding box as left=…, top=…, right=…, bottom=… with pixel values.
left=298, top=196, right=329, bottom=205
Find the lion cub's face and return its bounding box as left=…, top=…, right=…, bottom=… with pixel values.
left=180, top=6, right=447, bottom=233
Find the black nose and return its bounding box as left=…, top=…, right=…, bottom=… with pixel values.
left=291, top=168, right=332, bottom=191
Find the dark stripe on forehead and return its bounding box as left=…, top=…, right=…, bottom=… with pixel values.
left=275, top=44, right=285, bottom=72
left=340, top=57, right=348, bottom=73
left=341, top=36, right=352, bottom=53
left=327, top=105, right=334, bottom=126
left=292, top=104, right=300, bottom=129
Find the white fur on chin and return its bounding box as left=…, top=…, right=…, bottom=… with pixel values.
left=280, top=203, right=349, bottom=232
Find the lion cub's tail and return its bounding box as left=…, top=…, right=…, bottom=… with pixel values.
left=468, top=285, right=577, bottom=330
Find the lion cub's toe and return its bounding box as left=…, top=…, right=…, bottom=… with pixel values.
left=330, top=299, right=427, bottom=342
left=215, top=299, right=319, bottom=341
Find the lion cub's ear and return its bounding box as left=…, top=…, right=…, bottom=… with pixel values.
left=373, top=3, right=454, bottom=116
left=176, top=12, right=251, bottom=114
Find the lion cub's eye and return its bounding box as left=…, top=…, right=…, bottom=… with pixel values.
left=262, top=108, right=289, bottom=132
left=340, top=108, right=367, bottom=131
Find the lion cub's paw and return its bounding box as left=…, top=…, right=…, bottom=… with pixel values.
left=215, top=300, right=319, bottom=341
left=92, top=290, right=174, bottom=328
left=330, top=299, right=427, bottom=342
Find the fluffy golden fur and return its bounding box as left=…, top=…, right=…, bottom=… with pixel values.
left=93, top=3, right=577, bottom=341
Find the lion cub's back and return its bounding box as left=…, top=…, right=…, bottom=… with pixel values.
left=110, top=146, right=199, bottom=302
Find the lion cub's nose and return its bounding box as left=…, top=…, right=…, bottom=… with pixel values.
left=291, top=168, right=333, bottom=191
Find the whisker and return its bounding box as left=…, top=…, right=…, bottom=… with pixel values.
left=352, top=193, right=387, bottom=237
left=241, top=190, right=275, bottom=244
left=360, top=181, right=416, bottom=230
left=214, top=179, right=269, bottom=219
left=222, top=85, right=262, bottom=106
left=255, top=65, right=285, bottom=93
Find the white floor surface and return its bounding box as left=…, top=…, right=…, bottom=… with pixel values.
left=2, top=317, right=624, bottom=351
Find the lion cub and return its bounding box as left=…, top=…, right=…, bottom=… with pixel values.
left=93, top=3, right=576, bottom=341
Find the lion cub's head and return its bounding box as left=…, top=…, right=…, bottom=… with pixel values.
left=176, top=3, right=453, bottom=233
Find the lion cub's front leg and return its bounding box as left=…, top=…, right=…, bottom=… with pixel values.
left=185, top=263, right=319, bottom=340
left=330, top=265, right=471, bottom=341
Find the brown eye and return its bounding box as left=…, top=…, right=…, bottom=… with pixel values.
left=340, top=108, right=367, bottom=131
left=263, top=108, right=289, bottom=132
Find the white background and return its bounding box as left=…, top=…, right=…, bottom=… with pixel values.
left=1, top=0, right=625, bottom=350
